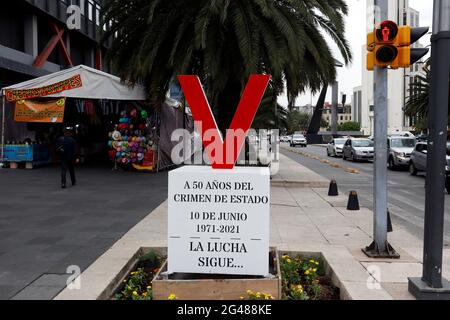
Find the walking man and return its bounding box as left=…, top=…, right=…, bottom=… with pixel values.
left=56, top=127, right=79, bottom=189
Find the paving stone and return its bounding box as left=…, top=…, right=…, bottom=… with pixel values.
left=0, top=166, right=168, bottom=299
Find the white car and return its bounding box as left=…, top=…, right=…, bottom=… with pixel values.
left=327, top=138, right=347, bottom=157
left=387, top=136, right=416, bottom=169
left=290, top=134, right=307, bottom=148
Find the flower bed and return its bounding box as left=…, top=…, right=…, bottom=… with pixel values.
left=113, top=250, right=339, bottom=300
left=279, top=254, right=339, bottom=300
left=114, top=250, right=164, bottom=300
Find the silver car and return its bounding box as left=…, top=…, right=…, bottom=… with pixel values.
left=327, top=138, right=347, bottom=157
left=387, top=136, right=416, bottom=170
left=342, top=138, right=374, bottom=161
left=410, top=142, right=450, bottom=194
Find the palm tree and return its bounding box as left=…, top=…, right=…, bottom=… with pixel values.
left=252, top=88, right=288, bottom=131
left=405, top=58, right=450, bottom=132
left=102, top=0, right=352, bottom=133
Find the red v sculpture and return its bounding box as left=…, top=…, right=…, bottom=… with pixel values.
left=178, top=75, right=270, bottom=169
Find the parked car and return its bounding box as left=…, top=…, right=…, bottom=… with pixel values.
left=327, top=138, right=347, bottom=157
left=387, top=136, right=416, bottom=170
left=410, top=142, right=450, bottom=194
left=290, top=134, right=307, bottom=148
left=342, top=138, right=374, bottom=161
left=416, top=133, right=428, bottom=142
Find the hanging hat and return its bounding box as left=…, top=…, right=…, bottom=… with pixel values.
left=112, top=130, right=122, bottom=141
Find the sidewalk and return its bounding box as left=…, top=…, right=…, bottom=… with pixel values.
left=55, top=154, right=450, bottom=300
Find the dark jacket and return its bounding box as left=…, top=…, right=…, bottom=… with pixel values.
left=56, top=136, right=77, bottom=162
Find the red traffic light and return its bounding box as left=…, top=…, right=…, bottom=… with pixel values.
left=376, top=20, right=398, bottom=43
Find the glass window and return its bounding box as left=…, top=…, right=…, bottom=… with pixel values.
left=353, top=140, right=374, bottom=148
left=391, top=138, right=416, bottom=148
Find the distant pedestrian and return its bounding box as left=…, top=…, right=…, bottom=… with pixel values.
left=56, top=127, right=79, bottom=189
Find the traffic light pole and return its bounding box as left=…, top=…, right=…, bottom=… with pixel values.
left=331, top=81, right=338, bottom=136
left=363, top=0, right=399, bottom=259
left=408, top=0, right=450, bottom=300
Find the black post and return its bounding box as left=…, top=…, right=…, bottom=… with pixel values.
left=408, top=0, right=450, bottom=299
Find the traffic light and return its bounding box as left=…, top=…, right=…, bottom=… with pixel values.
left=375, top=20, right=399, bottom=69
left=396, top=26, right=429, bottom=67
left=366, top=31, right=375, bottom=71
left=366, top=21, right=429, bottom=70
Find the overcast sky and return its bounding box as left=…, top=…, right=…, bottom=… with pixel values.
left=278, top=0, right=434, bottom=108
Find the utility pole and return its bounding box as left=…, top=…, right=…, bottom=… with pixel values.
left=363, top=0, right=399, bottom=258
left=331, top=81, right=338, bottom=136
left=408, top=0, right=450, bottom=299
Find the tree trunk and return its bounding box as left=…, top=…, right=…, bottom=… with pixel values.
left=217, top=80, right=243, bottom=136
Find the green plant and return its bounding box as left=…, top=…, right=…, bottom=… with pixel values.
left=280, top=254, right=325, bottom=300
left=243, top=290, right=275, bottom=301
left=338, top=121, right=361, bottom=132
left=115, top=250, right=163, bottom=300
left=116, top=268, right=153, bottom=300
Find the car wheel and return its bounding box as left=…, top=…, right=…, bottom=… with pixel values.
left=327, top=149, right=331, bottom=157
left=388, top=157, right=396, bottom=170
left=409, top=163, right=418, bottom=176
left=351, top=153, right=357, bottom=162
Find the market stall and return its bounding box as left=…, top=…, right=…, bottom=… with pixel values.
left=0, top=65, right=158, bottom=170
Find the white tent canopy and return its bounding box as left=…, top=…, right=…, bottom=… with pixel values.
left=1, top=65, right=146, bottom=101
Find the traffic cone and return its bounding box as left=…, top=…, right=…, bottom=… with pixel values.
left=387, top=210, right=393, bottom=233
left=328, top=180, right=339, bottom=196
left=347, top=191, right=360, bottom=211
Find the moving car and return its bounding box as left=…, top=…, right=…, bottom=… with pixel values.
left=342, top=138, right=374, bottom=161
left=290, top=134, right=307, bottom=148
left=409, top=142, right=450, bottom=194
left=387, top=136, right=416, bottom=170
left=326, top=138, right=347, bottom=157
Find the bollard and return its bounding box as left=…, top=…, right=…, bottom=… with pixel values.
left=347, top=191, right=360, bottom=211
left=387, top=210, right=393, bottom=233
left=328, top=180, right=339, bottom=196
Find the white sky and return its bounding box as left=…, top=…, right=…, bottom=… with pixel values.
left=278, top=0, right=434, bottom=107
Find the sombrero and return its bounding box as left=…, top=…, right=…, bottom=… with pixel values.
left=112, top=131, right=122, bottom=141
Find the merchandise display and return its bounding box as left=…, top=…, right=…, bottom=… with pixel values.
left=108, top=108, right=156, bottom=171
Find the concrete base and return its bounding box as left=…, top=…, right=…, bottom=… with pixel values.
left=408, top=277, right=450, bottom=300
left=362, top=241, right=400, bottom=259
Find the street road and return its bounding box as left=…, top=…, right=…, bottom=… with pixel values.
left=281, top=144, right=450, bottom=246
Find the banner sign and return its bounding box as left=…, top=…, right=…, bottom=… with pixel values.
left=168, top=166, right=270, bottom=276
left=2, top=145, right=33, bottom=162
left=14, top=98, right=66, bottom=123
left=5, top=74, right=82, bottom=102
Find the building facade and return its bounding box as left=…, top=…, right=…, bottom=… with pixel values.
left=322, top=102, right=352, bottom=129
left=356, top=0, right=426, bottom=135
left=0, top=0, right=109, bottom=89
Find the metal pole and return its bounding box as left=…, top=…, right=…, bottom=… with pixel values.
left=331, top=81, right=338, bottom=135
left=363, top=0, right=399, bottom=258
left=409, top=0, right=450, bottom=299
left=1, top=92, right=5, bottom=169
